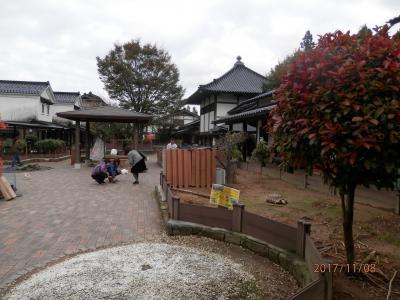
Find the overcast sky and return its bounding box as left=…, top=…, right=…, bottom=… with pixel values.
left=0, top=0, right=398, bottom=101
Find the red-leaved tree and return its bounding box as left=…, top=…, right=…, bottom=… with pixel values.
left=269, top=25, right=400, bottom=264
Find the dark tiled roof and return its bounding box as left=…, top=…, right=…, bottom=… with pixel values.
left=54, top=92, right=80, bottom=104
left=5, top=120, right=70, bottom=129
left=79, top=91, right=107, bottom=107
left=57, top=106, right=152, bottom=123
left=175, top=119, right=200, bottom=134
left=186, top=57, right=265, bottom=104
left=228, top=90, right=274, bottom=115
left=81, top=91, right=102, bottom=100
left=0, top=80, right=50, bottom=95
left=181, top=108, right=199, bottom=118
left=213, top=105, right=275, bottom=124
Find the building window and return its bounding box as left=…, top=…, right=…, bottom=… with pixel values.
left=47, top=104, right=50, bottom=115
left=42, top=103, right=45, bottom=114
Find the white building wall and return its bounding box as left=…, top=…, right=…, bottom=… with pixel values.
left=200, top=114, right=205, bottom=132
left=216, top=103, right=237, bottom=118
left=183, top=116, right=197, bottom=124
left=209, top=112, right=214, bottom=130
left=37, top=102, right=53, bottom=122
left=0, top=94, right=40, bottom=121
left=233, top=123, right=243, bottom=131
left=204, top=112, right=209, bottom=132
left=51, top=104, right=75, bottom=125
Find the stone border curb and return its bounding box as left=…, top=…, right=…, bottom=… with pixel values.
left=166, top=219, right=313, bottom=287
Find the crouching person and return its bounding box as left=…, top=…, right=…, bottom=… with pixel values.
left=91, top=159, right=109, bottom=184
left=107, top=158, right=121, bottom=183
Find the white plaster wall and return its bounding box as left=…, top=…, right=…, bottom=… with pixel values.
left=0, top=94, right=40, bottom=121
left=40, top=86, right=55, bottom=103
left=233, top=123, right=243, bottom=131
left=37, top=102, right=52, bottom=122
left=216, top=103, right=237, bottom=118
left=51, top=104, right=75, bottom=125
left=209, top=112, right=214, bottom=130
left=200, top=114, right=205, bottom=132
left=183, top=116, right=196, bottom=124
left=204, top=112, right=209, bottom=132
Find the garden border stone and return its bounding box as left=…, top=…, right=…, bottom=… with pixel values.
left=166, top=219, right=311, bottom=287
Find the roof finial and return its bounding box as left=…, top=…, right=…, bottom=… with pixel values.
left=234, top=56, right=244, bottom=66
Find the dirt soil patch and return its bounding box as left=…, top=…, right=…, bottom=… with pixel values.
left=175, top=168, right=400, bottom=300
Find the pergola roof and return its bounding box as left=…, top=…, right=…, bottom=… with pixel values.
left=56, top=106, right=152, bottom=123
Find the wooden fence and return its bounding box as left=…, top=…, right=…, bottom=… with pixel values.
left=160, top=172, right=332, bottom=300
left=162, top=148, right=216, bottom=188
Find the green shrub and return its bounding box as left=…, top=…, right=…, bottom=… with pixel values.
left=251, top=141, right=270, bottom=167
left=15, top=139, right=27, bottom=152
left=35, top=139, right=66, bottom=153
left=231, top=145, right=243, bottom=162
left=25, top=134, right=38, bottom=145
left=2, top=138, right=13, bottom=151
left=122, top=139, right=131, bottom=147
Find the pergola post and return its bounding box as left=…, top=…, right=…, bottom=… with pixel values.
left=74, top=120, right=81, bottom=169
left=133, top=124, right=139, bottom=149
left=85, top=121, right=90, bottom=161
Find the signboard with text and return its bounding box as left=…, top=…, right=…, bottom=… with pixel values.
left=210, top=184, right=240, bottom=209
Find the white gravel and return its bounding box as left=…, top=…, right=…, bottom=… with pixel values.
left=5, top=243, right=260, bottom=299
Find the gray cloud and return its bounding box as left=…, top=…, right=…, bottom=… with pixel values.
left=0, top=0, right=398, bottom=100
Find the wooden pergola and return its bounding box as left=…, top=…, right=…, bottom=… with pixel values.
left=57, top=106, right=152, bottom=168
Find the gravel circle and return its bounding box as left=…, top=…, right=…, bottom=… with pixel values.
left=5, top=243, right=262, bottom=299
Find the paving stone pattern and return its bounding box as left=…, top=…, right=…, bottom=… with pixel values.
left=0, top=156, right=161, bottom=292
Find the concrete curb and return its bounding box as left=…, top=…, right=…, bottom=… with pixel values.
left=166, top=219, right=313, bottom=287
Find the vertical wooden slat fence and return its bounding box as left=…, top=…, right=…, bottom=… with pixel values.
left=163, top=148, right=216, bottom=188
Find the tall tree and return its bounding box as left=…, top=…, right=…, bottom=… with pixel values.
left=96, top=40, right=184, bottom=118
left=300, top=30, right=315, bottom=51
left=269, top=25, right=400, bottom=265
left=263, top=51, right=300, bottom=92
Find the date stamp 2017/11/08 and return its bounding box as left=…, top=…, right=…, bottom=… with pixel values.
left=314, top=263, right=376, bottom=273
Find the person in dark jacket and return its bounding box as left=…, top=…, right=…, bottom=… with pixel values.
left=107, top=158, right=121, bottom=183
left=10, top=138, right=22, bottom=167
left=127, top=149, right=147, bottom=184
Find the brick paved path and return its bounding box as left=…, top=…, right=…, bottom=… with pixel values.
left=0, top=156, right=161, bottom=292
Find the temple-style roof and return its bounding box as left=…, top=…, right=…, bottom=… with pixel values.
left=54, top=92, right=81, bottom=105
left=77, top=91, right=108, bottom=108
left=185, top=56, right=266, bottom=104
left=56, top=106, right=152, bottom=123
left=0, top=80, right=50, bottom=95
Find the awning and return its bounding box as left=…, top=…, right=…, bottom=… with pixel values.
left=5, top=120, right=71, bottom=129
left=213, top=105, right=275, bottom=124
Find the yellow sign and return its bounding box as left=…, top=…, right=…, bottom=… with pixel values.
left=210, top=184, right=240, bottom=209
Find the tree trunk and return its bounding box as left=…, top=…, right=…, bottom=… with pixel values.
left=340, top=183, right=356, bottom=265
